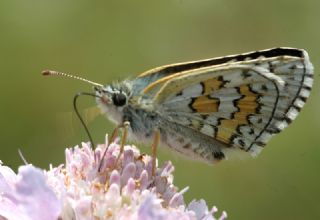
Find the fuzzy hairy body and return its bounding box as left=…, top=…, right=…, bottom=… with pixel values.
left=97, top=95, right=226, bottom=163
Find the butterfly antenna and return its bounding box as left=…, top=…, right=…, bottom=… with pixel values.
left=42, top=70, right=102, bottom=148
left=42, top=70, right=103, bottom=87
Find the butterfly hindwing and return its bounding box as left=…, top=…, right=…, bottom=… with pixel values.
left=142, top=49, right=313, bottom=156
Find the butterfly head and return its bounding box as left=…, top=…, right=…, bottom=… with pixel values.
left=95, top=82, right=131, bottom=123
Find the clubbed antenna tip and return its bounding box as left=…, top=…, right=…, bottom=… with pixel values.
left=41, top=70, right=52, bottom=76
left=41, top=69, right=103, bottom=87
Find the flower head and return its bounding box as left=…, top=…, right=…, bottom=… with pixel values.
left=0, top=135, right=227, bottom=220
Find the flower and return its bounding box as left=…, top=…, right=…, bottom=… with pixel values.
left=0, top=163, right=60, bottom=220
left=0, top=135, right=227, bottom=220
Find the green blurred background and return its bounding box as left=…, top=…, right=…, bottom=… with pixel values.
left=1, top=0, right=319, bottom=219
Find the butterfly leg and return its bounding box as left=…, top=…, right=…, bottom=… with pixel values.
left=108, top=125, right=120, bottom=145
left=151, top=129, right=160, bottom=177
left=98, top=121, right=129, bottom=172
left=115, top=121, right=130, bottom=167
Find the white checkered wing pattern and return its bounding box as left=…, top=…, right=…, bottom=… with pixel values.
left=139, top=48, right=313, bottom=156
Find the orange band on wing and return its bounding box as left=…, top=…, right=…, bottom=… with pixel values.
left=216, top=120, right=239, bottom=144
left=216, top=85, right=259, bottom=145
left=191, top=96, right=220, bottom=113
left=202, top=77, right=224, bottom=94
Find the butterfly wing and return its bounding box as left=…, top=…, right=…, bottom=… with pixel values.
left=138, top=48, right=313, bottom=156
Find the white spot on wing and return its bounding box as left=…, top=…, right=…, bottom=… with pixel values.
left=303, top=77, right=313, bottom=88
left=275, top=120, right=288, bottom=130
left=218, top=101, right=238, bottom=113
left=299, top=88, right=310, bottom=98
left=205, top=116, right=219, bottom=125
left=200, top=124, right=215, bottom=136
left=163, top=98, right=194, bottom=112
left=286, top=107, right=299, bottom=121
left=294, top=98, right=305, bottom=109
left=222, top=70, right=246, bottom=87
left=212, top=87, right=240, bottom=97
left=181, top=83, right=203, bottom=97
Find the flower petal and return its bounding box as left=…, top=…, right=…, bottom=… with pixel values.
left=15, top=165, right=61, bottom=220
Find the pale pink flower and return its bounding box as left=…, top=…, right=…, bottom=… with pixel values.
left=0, top=136, right=227, bottom=220
left=0, top=163, right=60, bottom=220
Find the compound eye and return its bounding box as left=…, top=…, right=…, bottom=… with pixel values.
left=112, top=93, right=127, bottom=106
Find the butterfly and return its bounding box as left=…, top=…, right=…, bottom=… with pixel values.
left=43, top=47, right=314, bottom=169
